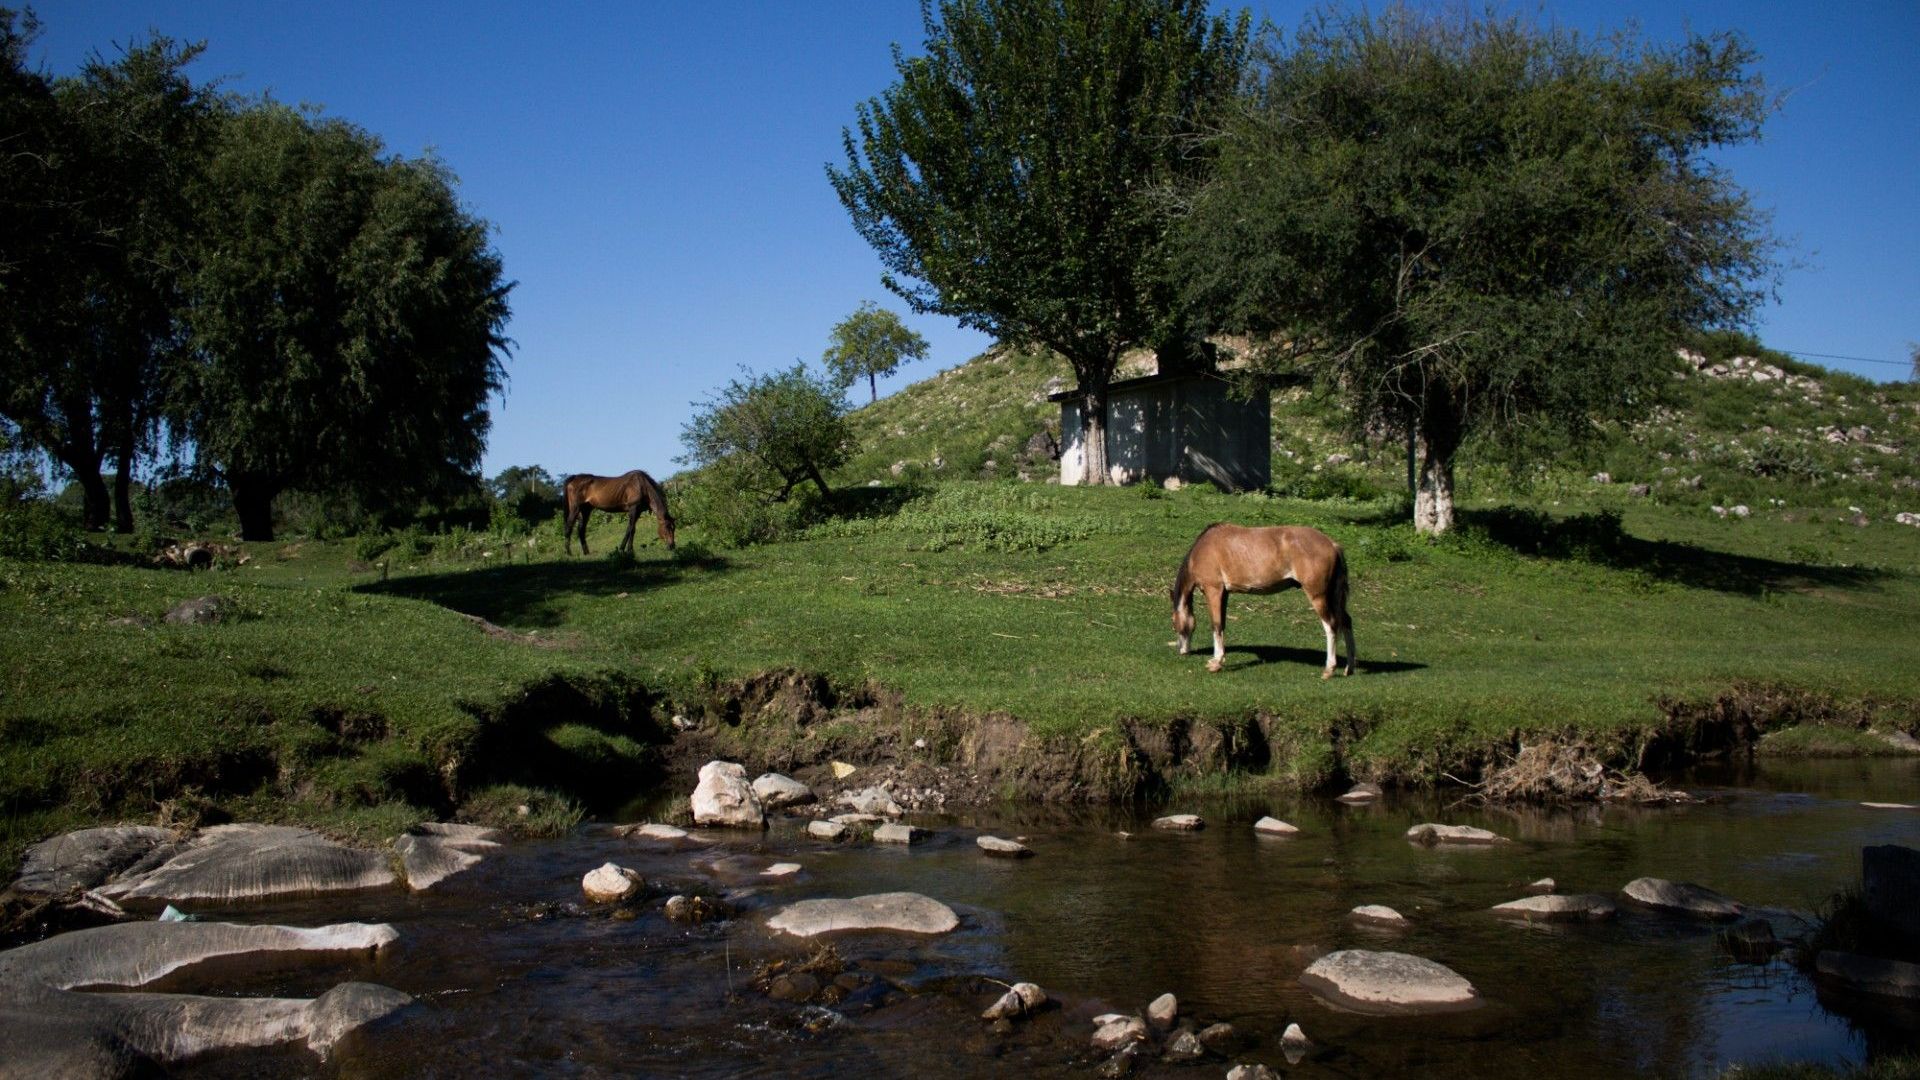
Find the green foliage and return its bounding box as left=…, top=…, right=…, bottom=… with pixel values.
left=679, top=363, right=855, bottom=509
left=672, top=464, right=826, bottom=548
left=809, top=482, right=1104, bottom=553
left=0, top=498, right=86, bottom=562
left=1175, top=9, right=1779, bottom=532
left=830, top=0, right=1248, bottom=411
left=823, top=302, right=929, bottom=403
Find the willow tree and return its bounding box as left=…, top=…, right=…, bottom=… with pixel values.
left=1174, top=10, right=1778, bottom=532
left=176, top=103, right=512, bottom=540
left=830, top=0, right=1247, bottom=483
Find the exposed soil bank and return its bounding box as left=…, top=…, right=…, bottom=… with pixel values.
left=659, top=671, right=1920, bottom=808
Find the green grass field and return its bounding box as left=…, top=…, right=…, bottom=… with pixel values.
left=5, top=477, right=1917, bottom=876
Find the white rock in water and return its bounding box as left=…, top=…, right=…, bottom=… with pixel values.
left=873, top=823, right=929, bottom=845
left=761, top=862, right=802, bottom=878
left=767, top=891, right=959, bottom=937
left=13, top=826, right=181, bottom=898
left=395, top=823, right=504, bottom=892
left=1862, top=802, right=1917, bottom=810
left=1300, top=949, right=1482, bottom=1015
left=1406, top=823, right=1509, bottom=845
left=1527, top=877, right=1557, bottom=894
left=1254, top=816, right=1299, bottom=835
left=617, top=822, right=691, bottom=843
left=1350, top=904, right=1410, bottom=928
left=1152, top=814, right=1204, bottom=831
left=807, top=820, right=850, bottom=841
left=1146, top=992, right=1178, bottom=1029
left=0, top=920, right=399, bottom=991
left=982, top=981, right=1047, bottom=1020
left=1228, top=1065, right=1280, bottom=1080
left=1815, top=951, right=1920, bottom=1001
left=1091, top=1014, right=1148, bottom=1052
left=581, top=862, right=643, bottom=903
left=1336, top=782, right=1382, bottom=803
left=97, top=824, right=396, bottom=902
left=752, top=772, right=815, bottom=809
left=830, top=812, right=886, bottom=826
left=1491, top=893, right=1617, bottom=922
left=977, top=835, right=1034, bottom=858
left=1281, top=1020, right=1311, bottom=1050
left=691, top=761, right=765, bottom=829
left=1622, top=877, right=1742, bottom=920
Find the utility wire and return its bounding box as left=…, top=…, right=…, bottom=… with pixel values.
left=1780, top=350, right=1910, bottom=368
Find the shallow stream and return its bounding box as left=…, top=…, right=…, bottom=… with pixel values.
left=170, top=758, right=1918, bottom=1078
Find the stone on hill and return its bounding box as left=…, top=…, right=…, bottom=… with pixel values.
left=163, top=595, right=232, bottom=625
left=767, top=892, right=959, bottom=938
left=838, top=786, right=904, bottom=818
left=691, top=761, right=765, bottom=829
left=97, top=825, right=396, bottom=903
left=1406, top=823, right=1508, bottom=846
left=1621, top=877, right=1743, bottom=920
left=752, top=772, right=815, bottom=809
left=1254, top=817, right=1299, bottom=836
left=13, top=826, right=182, bottom=898
left=1491, top=894, right=1617, bottom=922
left=1299, top=950, right=1482, bottom=1015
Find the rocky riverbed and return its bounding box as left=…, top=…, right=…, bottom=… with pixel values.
left=1, top=756, right=1916, bottom=1078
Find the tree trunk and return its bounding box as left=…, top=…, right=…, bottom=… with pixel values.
left=231, top=475, right=279, bottom=541
left=1413, top=409, right=1461, bottom=535
left=1080, top=386, right=1110, bottom=486
left=868, top=372, right=878, bottom=404
left=75, top=468, right=111, bottom=533
left=806, top=461, right=833, bottom=500
left=112, top=446, right=134, bottom=534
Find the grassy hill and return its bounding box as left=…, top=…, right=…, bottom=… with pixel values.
left=4, top=339, right=1919, bottom=878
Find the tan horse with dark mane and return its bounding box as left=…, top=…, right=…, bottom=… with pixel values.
left=1171, top=524, right=1354, bottom=677
left=563, top=470, right=676, bottom=554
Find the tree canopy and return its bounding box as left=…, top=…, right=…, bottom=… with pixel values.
left=1173, top=9, right=1777, bottom=532
left=830, top=0, right=1247, bottom=483
left=822, top=301, right=929, bottom=404
left=174, top=103, right=512, bottom=540
left=678, top=364, right=853, bottom=502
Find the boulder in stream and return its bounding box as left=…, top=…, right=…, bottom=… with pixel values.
left=1146, top=992, right=1177, bottom=1030
left=581, top=863, right=643, bottom=903
left=0, top=920, right=398, bottom=990
left=1151, top=814, right=1204, bottom=831
left=691, top=761, right=766, bottom=829
left=13, top=826, right=182, bottom=898
left=976, top=835, right=1033, bottom=858
left=766, top=892, right=959, bottom=938
left=807, top=820, right=850, bottom=841
left=1491, top=894, right=1617, bottom=922
left=1621, top=877, right=1743, bottom=920
left=1350, top=904, right=1410, bottom=929
left=95, top=825, right=397, bottom=903
left=1090, top=1014, right=1148, bottom=1052
left=1336, top=782, right=1383, bottom=804
left=1814, top=951, right=1920, bottom=1001
left=394, top=823, right=503, bottom=891
left=752, top=772, right=815, bottom=810
left=1406, top=823, right=1509, bottom=846
left=1253, top=817, right=1299, bottom=836
left=1299, top=949, right=1482, bottom=1015
left=873, top=823, right=929, bottom=845
left=981, top=981, right=1047, bottom=1020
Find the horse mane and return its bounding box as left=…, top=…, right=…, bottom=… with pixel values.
left=629, top=470, right=671, bottom=525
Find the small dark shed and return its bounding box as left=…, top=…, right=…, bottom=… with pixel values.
left=1050, top=370, right=1270, bottom=491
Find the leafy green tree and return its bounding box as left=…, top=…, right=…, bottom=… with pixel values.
left=829, top=0, right=1247, bottom=484
left=1173, top=9, right=1777, bottom=533
left=823, top=301, right=929, bottom=403
left=678, top=364, right=853, bottom=501
left=488, top=464, right=560, bottom=502
left=0, top=14, right=214, bottom=531
left=174, top=103, right=512, bottom=540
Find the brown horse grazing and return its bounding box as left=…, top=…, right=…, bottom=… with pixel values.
left=1171, top=523, right=1354, bottom=677
left=563, top=470, right=676, bottom=554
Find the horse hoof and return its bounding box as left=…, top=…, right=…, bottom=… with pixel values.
left=1321, top=669, right=1333, bottom=680
left=1206, top=660, right=1223, bottom=673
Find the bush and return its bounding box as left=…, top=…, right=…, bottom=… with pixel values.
left=0, top=499, right=86, bottom=562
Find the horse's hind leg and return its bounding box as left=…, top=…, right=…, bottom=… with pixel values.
left=1309, top=589, right=1347, bottom=679
left=1206, top=587, right=1228, bottom=673
left=1340, top=610, right=1356, bottom=677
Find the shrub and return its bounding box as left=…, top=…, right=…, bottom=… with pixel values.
left=0, top=499, right=86, bottom=562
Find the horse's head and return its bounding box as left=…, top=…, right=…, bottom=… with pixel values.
left=660, top=513, right=677, bottom=549
left=1170, top=580, right=1195, bottom=639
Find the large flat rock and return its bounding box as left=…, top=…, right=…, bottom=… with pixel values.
left=1299, top=950, right=1482, bottom=1015
left=1621, top=877, right=1742, bottom=920
left=766, top=892, right=958, bottom=938
left=0, top=979, right=411, bottom=1073
left=14, top=827, right=183, bottom=898
left=1406, top=823, right=1508, bottom=846
left=0, top=921, right=399, bottom=991
left=97, top=825, right=396, bottom=903
left=394, top=824, right=503, bottom=892
left=1815, top=951, right=1920, bottom=1001
left=1491, top=894, right=1617, bottom=922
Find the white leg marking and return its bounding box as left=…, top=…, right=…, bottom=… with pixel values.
left=1322, top=618, right=1337, bottom=673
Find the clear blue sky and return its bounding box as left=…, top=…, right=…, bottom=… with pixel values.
left=29, top=1, right=1920, bottom=483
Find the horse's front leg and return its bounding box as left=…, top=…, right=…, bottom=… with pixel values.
left=622, top=506, right=640, bottom=553
left=1206, top=587, right=1228, bottom=673
left=577, top=507, right=591, bottom=555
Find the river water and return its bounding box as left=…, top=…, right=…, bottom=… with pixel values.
left=171, top=758, right=1918, bottom=1078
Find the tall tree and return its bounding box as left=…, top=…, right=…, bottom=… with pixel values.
left=822, top=301, right=928, bottom=403
left=176, top=103, right=512, bottom=540
left=0, top=15, right=212, bottom=531
left=1173, top=9, right=1777, bottom=533
left=830, top=0, right=1247, bottom=484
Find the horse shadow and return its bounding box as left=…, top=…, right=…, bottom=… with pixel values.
left=1229, top=645, right=1427, bottom=675
left=359, top=550, right=728, bottom=628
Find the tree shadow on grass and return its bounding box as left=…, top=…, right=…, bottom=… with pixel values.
left=1226, top=645, right=1426, bottom=675
left=1460, top=506, right=1892, bottom=596
left=358, top=550, right=730, bottom=628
